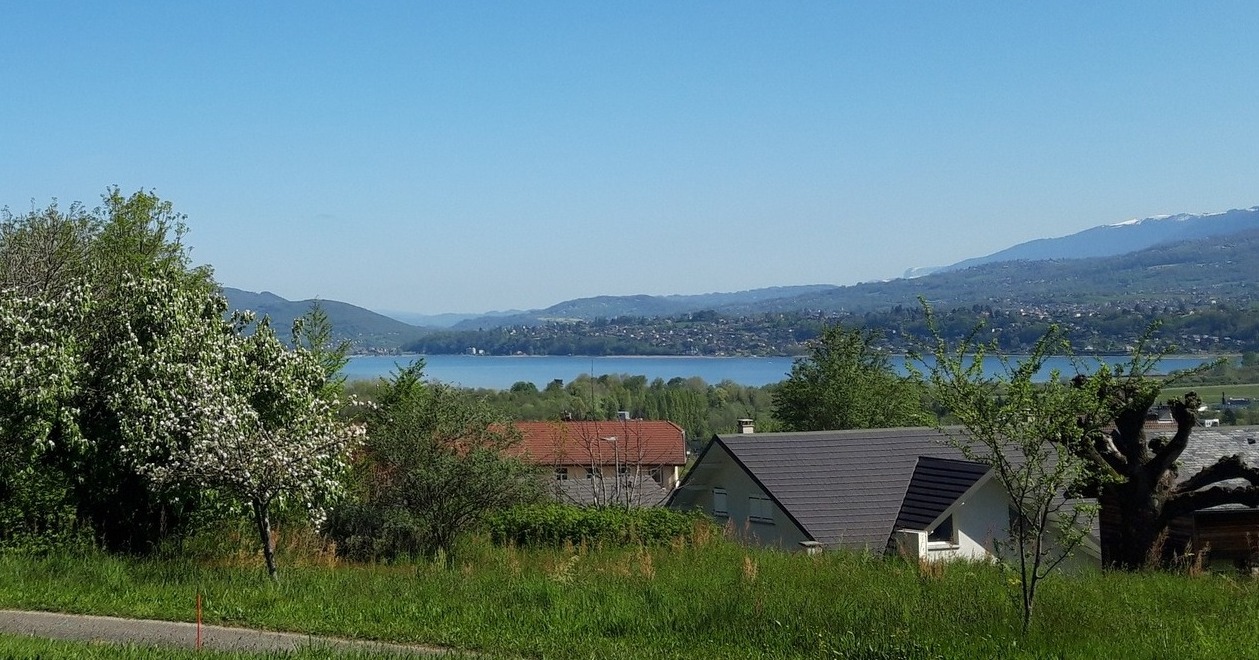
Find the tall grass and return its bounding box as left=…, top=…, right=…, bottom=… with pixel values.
left=2, top=533, right=1258, bottom=659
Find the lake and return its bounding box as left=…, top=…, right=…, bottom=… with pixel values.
left=343, top=354, right=1218, bottom=390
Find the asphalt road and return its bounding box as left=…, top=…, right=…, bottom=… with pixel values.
left=0, top=609, right=461, bottom=656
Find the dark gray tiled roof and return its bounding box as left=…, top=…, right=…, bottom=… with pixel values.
left=551, top=475, right=670, bottom=507
left=1162, top=425, right=1259, bottom=509
left=893, top=456, right=991, bottom=534
left=714, top=427, right=982, bottom=550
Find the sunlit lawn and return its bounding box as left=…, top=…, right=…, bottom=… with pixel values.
left=3, top=530, right=1259, bottom=659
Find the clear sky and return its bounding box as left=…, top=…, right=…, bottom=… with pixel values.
left=3, top=3, right=1257, bottom=314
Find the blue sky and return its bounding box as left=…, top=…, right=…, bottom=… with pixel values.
left=3, top=3, right=1257, bottom=314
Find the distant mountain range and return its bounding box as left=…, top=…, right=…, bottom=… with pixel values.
left=221, top=288, right=423, bottom=351
left=223, top=206, right=1259, bottom=351
left=907, top=206, right=1259, bottom=277
left=449, top=285, right=840, bottom=330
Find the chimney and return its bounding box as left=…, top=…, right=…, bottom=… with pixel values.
left=737, top=418, right=755, bottom=434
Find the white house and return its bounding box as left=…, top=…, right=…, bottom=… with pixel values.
left=667, top=427, right=1099, bottom=567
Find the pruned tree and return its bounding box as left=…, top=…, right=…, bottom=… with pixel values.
left=774, top=324, right=927, bottom=431
left=1070, top=342, right=1250, bottom=569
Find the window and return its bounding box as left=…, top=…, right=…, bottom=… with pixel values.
left=618, top=466, right=631, bottom=476
left=586, top=466, right=601, bottom=479
left=749, top=496, right=774, bottom=523
left=928, top=515, right=955, bottom=544
left=554, top=467, right=569, bottom=481
left=712, top=488, right=728, bottom=516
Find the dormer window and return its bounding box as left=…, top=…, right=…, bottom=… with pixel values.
left=928, top=515, right=955, bottom=545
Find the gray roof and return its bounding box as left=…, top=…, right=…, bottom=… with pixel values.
left=551, top=475, right=670, bottom=507
left=1161, top=425, right=1259, bottom=509
left=705, top=427, right=983, bottom=550
left=892, top=456, right=991, bottom=538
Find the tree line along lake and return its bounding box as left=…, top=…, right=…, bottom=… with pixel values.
left=342, top=354, right=1218, bottom=390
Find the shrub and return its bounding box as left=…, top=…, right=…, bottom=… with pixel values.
left=485, top=503, right=707, bottom=548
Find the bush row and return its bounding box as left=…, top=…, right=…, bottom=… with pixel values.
left=484, top=503, right=705, bottom=547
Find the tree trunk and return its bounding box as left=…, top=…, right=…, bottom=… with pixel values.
left=252, top=499, right=278, bottom=581
left=1099, top=480, right=1169, bottom=570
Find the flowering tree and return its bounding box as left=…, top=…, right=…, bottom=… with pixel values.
left=1, top=189, right=219, bottom=551
left=0, top=289, right=89, bottom=456
left=0, top=288, right=91, bottom=546
left=108, top=276, right=360, bottom=579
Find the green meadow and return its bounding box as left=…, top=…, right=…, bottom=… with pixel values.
left=3, top=535, right=1257, bottom=659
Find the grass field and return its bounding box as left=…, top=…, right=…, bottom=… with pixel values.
left=1164, top=382, right=1259, bottom=403
left=3, top=536, right=1258, bottom=659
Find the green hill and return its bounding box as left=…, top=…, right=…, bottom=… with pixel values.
left=221, top=287, right=423, bottom=352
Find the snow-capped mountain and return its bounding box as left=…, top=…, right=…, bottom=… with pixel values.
left=935, top=206, right=1259, bottom=274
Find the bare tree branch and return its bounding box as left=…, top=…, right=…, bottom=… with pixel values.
left=1145, top=393, right=1200, bottom=481
left=1172, top=454, right=1259, bottom=496
left=1164, top=485, right=1259, bottom=520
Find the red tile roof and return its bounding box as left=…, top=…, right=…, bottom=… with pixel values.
left=510, top=420, right=687, bottom=467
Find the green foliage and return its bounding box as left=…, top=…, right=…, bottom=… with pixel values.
left=484, top=503, right=706, bottom=548
left=918, top=303, right=1109, bottom=633
left=773, top=324, right=927, bottom=431
left=0, top=463, right=92, bottom=554
left=389, top=373, right=778, bottom=452
left=293, top=301, right=351, bottom=399
left=327, top=362, right=544, bottom=562
left=0, top=189, right=353, bottom=564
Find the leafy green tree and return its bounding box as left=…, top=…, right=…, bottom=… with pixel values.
left=331, top=363, right=543, bottom=563
left=293, top=300, right=350, bottom=399
left=0, top=189, right=216, bottom=551
left=919, top=309, right=1107, bottom=633
left=773, top=325, right=927, bottom=431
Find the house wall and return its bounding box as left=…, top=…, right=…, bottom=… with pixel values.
left=673, top=444, right=811, bottom=550
left=559, top=463, right=679, bottom=489
left=926, top=478, right=1008, bottom=561
left=922, top=479, right=1099, bottom=571
left=1184, top=509, right=1259, bottom=568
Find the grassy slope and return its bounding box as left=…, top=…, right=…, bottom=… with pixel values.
left=2, top=541, right=1257, bottom=659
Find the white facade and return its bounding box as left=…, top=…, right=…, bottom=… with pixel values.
left=897, top=476, right=1099, bottom=570
left=688, top=443, right=811, bottom=549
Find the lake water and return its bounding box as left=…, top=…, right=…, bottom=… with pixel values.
left=343, top=354, right=1217, bottom=390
